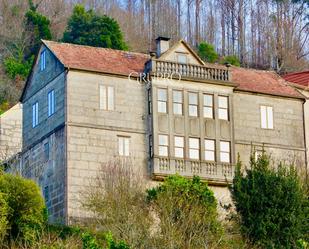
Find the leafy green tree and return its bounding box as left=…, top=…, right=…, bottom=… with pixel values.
left=0, top=172, right=47, bottom=245
left=221, top=55, right=241, bottom=66
left=231, top=153, right=309, bottom=248
left=147, top=175, right=223, bottom=248
left=0, top=192, right=9, bottom=244
left=63, top=5, right=128, bottom=50
left=197, top=42, right=218, bottom=63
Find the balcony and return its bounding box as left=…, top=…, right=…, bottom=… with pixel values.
left=151, top=59, right=231, bottom=82
left=152, top=156, right=234, bottom=185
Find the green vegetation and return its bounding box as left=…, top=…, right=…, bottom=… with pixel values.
left=198, top=42, right=218, bottom=63
left=231, top=153, right=309, bottom=248
left=221, top=55, right=241, bottom=67
left=62, top=5, right=128, bottom=50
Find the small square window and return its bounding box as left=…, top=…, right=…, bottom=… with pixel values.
left=177, top=54, right=188, bottom=64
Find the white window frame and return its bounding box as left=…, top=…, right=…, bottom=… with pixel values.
left=173, top=90, right=183, bottom=115
left=48, top=90, right=55, bottom=117
left=174, top=136, right=184, bottom=158
left=203, top=94, right=214, bottom=119
left=157, top=88, right=168, bottom=113
left=40, top=50, right=46, bottom=71
left=189, top=137, right=200, bottom=160
left=158, top=134, right=169, bottom=157
left=260, top=106, right=273, bottom=129
left=205, top=139, right=215, bottom=161
left=118, top=136, right=130, bottom=156
left=32, top=102, right=39, bottom=128
left=100, top=85, right=114, bottom=111
left=188, top=92, right=198, bottom=117
left=220, top=141, right=230, bottom=163
left=218, top=96, right=229, bottom=120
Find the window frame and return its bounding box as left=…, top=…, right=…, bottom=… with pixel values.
left=157, top=88, right=168, bottom=114
left=173, top=90, right=183, bottom=115
left=204, top=139, right=216, bottom=162
left=40, top=50, right=46, bottom=71
left=32, top=102, right=39, bottom=128
left=188, top=92, right=199, bottom=117
left=203, top=94, right=214, bottom=119
left=118, top=136, right=130, bottom=157
left=260, top=105, right=273, bottom=129
left=158, top=134, right=169, bottom=157
left=218, top=95, right=229, bottom=120
left=48, top=89, right=55, bottom=117
left=176, top=53, right=188, bottom=64
left=100, top=85, right=115, bottom=111
left=220, top=141, right=230, bottom=163
left=174, top=136, right=184, bottom=158
left=189, top=137, right=200, bottom=160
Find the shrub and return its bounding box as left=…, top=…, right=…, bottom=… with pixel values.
left=221, top=55, right=240, bottom=66
left=0, top=173, right=47, bottom=245
left=147, top=175, right=223, bottom=248
left=231, top=153, right=309, bottom=248
left=198, top=42, right=218, bottom=63
left=0, top=192, right=9, bottom=243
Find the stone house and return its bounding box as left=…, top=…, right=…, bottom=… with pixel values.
left=18, top=37, right=307, bottom=224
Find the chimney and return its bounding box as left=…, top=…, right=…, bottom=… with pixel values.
left=156, top=36, right=170, bottom=57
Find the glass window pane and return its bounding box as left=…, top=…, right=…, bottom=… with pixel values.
left=124, top=138, right=129, bottom=156
left=219, top=109, right=228, bottom=120
left=220, top=152, right=230, bottom=163
left=108, top=86, right=114, bottom=110
left=267, top=106, right=273, bottom=129
left=189, top=106, right=198, bottom=116
left=189, top=93, right=198, bottom=104
left=204, top=107, right=213, bottom=118
left=189, top=138, right=199, bottom=149
left=158, top=89, right=167, bottom=101
left=220, top=141, right=230, bottom=152
left=204, top=94, right=213, bottom=106
left=189, top=149, right=199, bottom=159
left=118, top=137, right=123, bottom=155
left=260, top=106, right=267, bottom=128
left=100, top=86, right=107, bottom=110
left=173, top=103, right=182, bottom=115
left=158, top=102, right=167, bottom=113
left=175, top=148, right=184, bottom=158
left=175, top=136, right=184, bottom=147
left=177, top=54, right=187, bottom=64
left=159, top=135, right=168, bottom=146
left=205, top=151, right=215, bottom=161
left=173, top=91, right=182, bottom=103
left=205, top=139, right=215, bottom=150
left=159, top=146, right=168, bottom=156
left=219, top=96, right=228, bottom=108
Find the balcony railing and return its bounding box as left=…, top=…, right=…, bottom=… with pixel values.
left=152, top=59, right=230, bottom=82
left=153, top=157, right=234, bottom=184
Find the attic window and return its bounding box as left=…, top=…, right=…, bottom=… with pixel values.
left=40, top=50, right=46, bottom=71
left=177, top=53, right=188, bottom=64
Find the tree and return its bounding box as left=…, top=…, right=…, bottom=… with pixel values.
left=62, top=5, right=128, bottom=50
left=198, top=42, right=218, bottom=63
left=147, top=175, right=223, bottom=248
left=231, top=153, right=309, bottom=248
left=221, top=55, right=241, bottom=66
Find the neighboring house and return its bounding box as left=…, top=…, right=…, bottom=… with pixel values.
left=0, top=103, right=22, bottom=164
left=18, top=37, right=307, bottom=224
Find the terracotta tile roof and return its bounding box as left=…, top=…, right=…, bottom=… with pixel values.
left=231, top=67, right=304, bottom=99
left=43, top=40, right=150, bottom=76
left=282, top=71, right=309, bottom=87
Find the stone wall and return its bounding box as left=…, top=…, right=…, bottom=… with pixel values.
left=0, top=103, right=22, bottom=162
left=233, top=92, right=306, bottom=167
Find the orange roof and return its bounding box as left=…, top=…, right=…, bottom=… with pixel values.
left=43, top=40, right=149, bottom=76
left=282, top=71, right=309, bottom=87
left=232, top=67, right=303, bottom=99
left=42, top=40, right=303, bottom=99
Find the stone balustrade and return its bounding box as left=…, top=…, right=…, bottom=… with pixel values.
left=153, top=156, right=234, bottom=184
left=152, top=59, right=230, bottom=82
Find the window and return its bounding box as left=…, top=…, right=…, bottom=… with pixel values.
left=149, top=135, right=153, bottom=157
left=32, top=102, right=39, bottom=127
left=205, top=139, right=215, bottom=161
left=203, top=94, right=214, bottom=118
left=188, top=92, right=198, bottom=117
left=148, top=88, right=152, bottom=114
left=40, top=50, right=46, bottom=71
left=100, top=85, right=114, bottom=110
left=260, top=106, right=273, bottom=129
left=44, top=186, right=49, bottom=201
left=157, top=88, right=167, bottom=113
left=177, top=53, right=188, bottom=64
left=220, top=141, right=230, bottom=163
left=48, top=90, right=55, bottom=116
left=118, top=136, right=130, bottom=156
left=174, top=136, right=184, bottom=158
left=218, top=96, right=229, bottom=120
left=189, top=138, right=199, bottom=160
left=158, top=135, right=168, bottom=156
left=173, top=90, right=183, bottom=115
left=44, top=142, right=49, bottom=161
